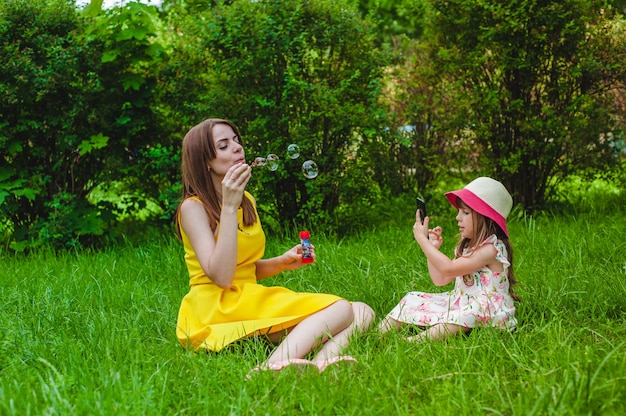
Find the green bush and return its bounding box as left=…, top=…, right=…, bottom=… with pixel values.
left=0, top=0, right=172, bottom=250
left=419, top=0, right=626, bottom=210
left=172, top=0, right=390, bottom=228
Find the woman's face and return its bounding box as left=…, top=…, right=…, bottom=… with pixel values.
left=208, top=123, right=246, bottom=176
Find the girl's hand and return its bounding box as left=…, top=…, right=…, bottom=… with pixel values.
left=427, top=226, right=443, bottom=249
left=221, top=163, right=251, bottom=209
left=280, top=244, right=316, bottom=271
left=413, top=210, right=430, bottom=241
left=414, top=212, right=443, bottom=249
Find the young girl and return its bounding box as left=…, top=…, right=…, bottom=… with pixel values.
left=380, top=177, right=519, bottom=342
left=175, top=118, right=375, bottom=376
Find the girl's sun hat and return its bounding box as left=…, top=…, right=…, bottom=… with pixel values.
left=444, top=177, right=513, bottom=236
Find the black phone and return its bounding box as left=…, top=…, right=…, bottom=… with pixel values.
left=416, top=197, right=427, bottom=223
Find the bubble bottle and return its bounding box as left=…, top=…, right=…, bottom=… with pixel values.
left=300, top=230, right=314, bottom=264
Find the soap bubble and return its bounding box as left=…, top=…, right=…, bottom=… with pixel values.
left=286, top=144, right=300, bottom=159
left=253, top=156, right=266, bottom=167
left=266, top=154, right=280, bottom=171
left=302, top=160, right=318, bottom=179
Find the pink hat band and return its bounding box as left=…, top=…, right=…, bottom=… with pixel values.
left=444, top=177, right=513, bottom=237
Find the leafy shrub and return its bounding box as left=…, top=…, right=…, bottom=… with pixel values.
left=177, top=0, right=390, bottom=229
left=0, top=0, right=172, bottom=250
left=420, top=0, right=626, bottom=210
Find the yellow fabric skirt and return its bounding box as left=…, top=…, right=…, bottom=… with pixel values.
left=176, top=281, right=343, bottom=351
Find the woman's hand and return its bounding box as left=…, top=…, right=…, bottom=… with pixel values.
left=255, top=244, right=315, bottom=280
left=221, top=163, right=251, bottom=209
left=280, top=244, right=316, bottom=271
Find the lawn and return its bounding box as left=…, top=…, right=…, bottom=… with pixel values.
left=1, top=188, right=625, bottom=415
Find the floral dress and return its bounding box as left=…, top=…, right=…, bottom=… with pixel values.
left=386, top=235, right=517, bottom=330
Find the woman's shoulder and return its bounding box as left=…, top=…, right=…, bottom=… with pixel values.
left=180, top=197, right=217, bottom=232
left=180, top=197, right=210, bottom=221
left=181, top=196, right=203, bottom=210
left=182, top=195, right=201, bottom=202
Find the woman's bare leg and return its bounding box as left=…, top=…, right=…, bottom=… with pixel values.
left=267, top=300, right=354, bottom=363
left=312, top=302, right=375, bottom=362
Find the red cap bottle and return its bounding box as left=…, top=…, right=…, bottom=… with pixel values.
left=300, top=230, right=313, bottom=264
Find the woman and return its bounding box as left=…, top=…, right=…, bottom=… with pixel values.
left=175, top=118, right=374, bottom=376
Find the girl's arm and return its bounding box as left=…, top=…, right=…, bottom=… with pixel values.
left=180, top=164, right=250, bottom=289
left=414, top=214, right=497, bottom=286
left=255, top=244, right=310, bottom=280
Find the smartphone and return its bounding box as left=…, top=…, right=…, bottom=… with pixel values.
left=416, top=197, right=427, bottom=223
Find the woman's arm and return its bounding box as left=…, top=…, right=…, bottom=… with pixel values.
left=180, top=198, right=240, bottom=288
left=180, top=163, right=250, bottom=289
left=255, top=244, right=310, bottom=280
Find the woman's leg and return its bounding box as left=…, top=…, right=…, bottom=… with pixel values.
left=267, top=300, right=354, bottom=363
left=312, top=302, right=375, bottom=363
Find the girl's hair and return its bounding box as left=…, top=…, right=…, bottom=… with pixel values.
left=455, top=199, right=520, bottom=301
left=175, top=118, right=257, bottom=240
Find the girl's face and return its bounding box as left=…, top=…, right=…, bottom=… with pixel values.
left=455, top=202, right=475, bottom=239
left=208, top=123, right=246, bottom=176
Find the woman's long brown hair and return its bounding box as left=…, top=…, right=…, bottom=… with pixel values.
left=455, top=199, right=520, bottom=301
left=175, top=118, right=257, bottom=240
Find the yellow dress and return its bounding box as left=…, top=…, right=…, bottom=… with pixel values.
left=176, top=192, right=343, bottom=351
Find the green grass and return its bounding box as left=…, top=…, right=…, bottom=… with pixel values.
left=1, top=191, right=625, bottom=415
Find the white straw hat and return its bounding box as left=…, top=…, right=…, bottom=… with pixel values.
left=444, top=177, right=513, bottom=236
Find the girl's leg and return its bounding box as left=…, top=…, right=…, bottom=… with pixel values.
left=406, top=323, right=469, bottom=342
left=378, top=315, right=403, bottom=333
left=312, top=302, right=375, bottom=363
left=267, top=300, right=354, bottom=363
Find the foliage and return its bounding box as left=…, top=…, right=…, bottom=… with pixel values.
left=0, top=0, right=101, bottom=249
left=78, top=0, right=175, bottom=226
left=153, top=0, right=216, bottom=129
left=419, top=0, right=626, bottom=210
left=162, top=0, right=390, bottom=231
left=612, top=0, right=626, bottom=13
left=372, top=40, right=464, bottom=199
left=0, top=0, right=171, bottom=250
left=357, top=0, right=428, bottom=47
left=2, top=0, right=626, bottom=249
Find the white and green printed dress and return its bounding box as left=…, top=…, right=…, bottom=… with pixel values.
left=387, top=235, right=517, bottom=330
